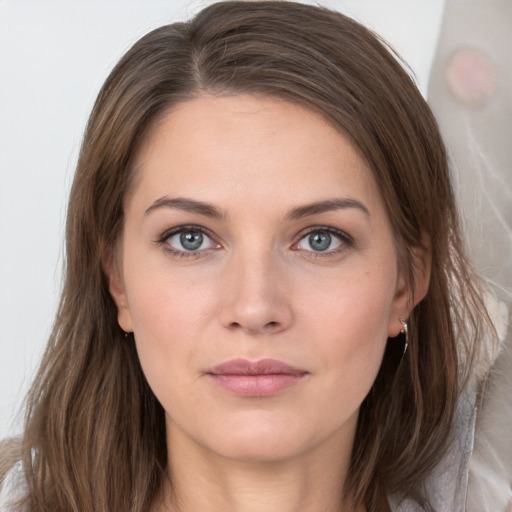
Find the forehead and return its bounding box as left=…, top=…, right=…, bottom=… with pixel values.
left=130, top=94, right=384, bottom=213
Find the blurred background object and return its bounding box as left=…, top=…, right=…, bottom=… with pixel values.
left=428, top=0, right=512, bottom=302
left=428, top=1, right=512, bottom=510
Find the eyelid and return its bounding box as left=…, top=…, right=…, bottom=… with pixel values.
left=157, top=224, right=216, bottom=242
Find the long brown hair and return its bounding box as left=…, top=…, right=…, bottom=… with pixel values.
left=17, top=2, right=488, bottom=510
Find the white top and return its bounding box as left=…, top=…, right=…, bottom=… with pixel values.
left=0, top=462, right=27, bottom=512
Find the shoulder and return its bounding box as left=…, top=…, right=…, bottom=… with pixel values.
left=434, top=292, right=511, bottom=512
left=466, top=296, right=512, bottom=511
left=389, top=293, right=511, bottom=512
left=0, top=461, right=28, bottom=512
left=0, top=438, right=28, bottom=512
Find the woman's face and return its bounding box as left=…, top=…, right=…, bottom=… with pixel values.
left=110, top=95, right=411, bottom=463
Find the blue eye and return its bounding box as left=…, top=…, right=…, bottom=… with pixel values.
left=295, top=229, right=348, bottom=253
left=178, top=230, right=205, bottom=251
left=162, top=227, right=219, bottom=254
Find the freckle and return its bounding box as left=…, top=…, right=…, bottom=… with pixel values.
left=445, top=47, right=497, bottom=107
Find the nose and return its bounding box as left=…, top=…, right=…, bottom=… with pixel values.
left=219, top=250, right=293, bottom=336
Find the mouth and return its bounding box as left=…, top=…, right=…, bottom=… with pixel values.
left=206, top=358, right=309, bottom=397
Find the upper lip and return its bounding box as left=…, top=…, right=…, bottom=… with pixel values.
left=207, top=358, right=308, bottom=376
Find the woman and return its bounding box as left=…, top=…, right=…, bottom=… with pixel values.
left=0, top=1, right=500, bottom=511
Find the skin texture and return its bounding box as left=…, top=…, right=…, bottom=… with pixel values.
left=108, top=95, right=427, bottom=511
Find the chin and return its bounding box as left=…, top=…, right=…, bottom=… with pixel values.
left=197, top=408, right=350, bottom=464
left=212, top=432, right=308, bottom=463
left=195, top=411, right=315, bottom=462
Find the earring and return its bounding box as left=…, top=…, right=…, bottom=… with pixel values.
left=399, top=319, right=408, bottom=356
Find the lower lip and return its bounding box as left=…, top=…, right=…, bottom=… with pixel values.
left=208, top=374, right=306, bottom=397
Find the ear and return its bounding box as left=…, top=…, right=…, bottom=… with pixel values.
left=388, top=235, right=432, bottom=337
left=103, top=248, right=133, bottom=333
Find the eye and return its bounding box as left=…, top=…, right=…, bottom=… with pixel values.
left=293, top=228, right=350, bottom=253
left=159, top=227, right=220, bottom=255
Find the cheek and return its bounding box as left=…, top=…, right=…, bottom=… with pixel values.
left=125, top=281, right=206, bottom=423
left=297, top=262, right=396, bottom=397
left=300, top=262, right=396, bottom=344
left=120, top=251, right=206, bottom=389
left=122, top=236, right=212, bottom=339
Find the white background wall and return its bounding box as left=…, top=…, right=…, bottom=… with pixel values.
left=0, top=0, right=445, bottom=440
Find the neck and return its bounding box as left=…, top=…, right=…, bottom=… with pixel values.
left=153, top=419, right=365, bottom=512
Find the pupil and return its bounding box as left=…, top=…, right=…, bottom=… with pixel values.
left=309, top=231, right=331, bottom=251
left=180, top=231, right=203, bottom=250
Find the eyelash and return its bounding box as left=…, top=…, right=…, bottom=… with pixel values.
left=155, top=225, right=353, bottom=259
left=156, top=225, right=220, bottom=260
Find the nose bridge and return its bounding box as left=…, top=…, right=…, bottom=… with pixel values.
left=220, top=242, right=292, bottom=334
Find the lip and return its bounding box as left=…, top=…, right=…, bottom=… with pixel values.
left=206, top=358, right=308, bottom=397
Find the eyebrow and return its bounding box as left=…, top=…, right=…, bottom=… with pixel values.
left=285, top=198, right=370, bottom=220
left=145, top=196, right=223, bottom=218
left=144, top=196, right=370, bottom=221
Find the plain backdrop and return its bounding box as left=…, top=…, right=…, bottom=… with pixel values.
left=0, top=0, right=446, bottom=440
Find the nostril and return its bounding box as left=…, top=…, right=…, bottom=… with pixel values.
left=228, top=320, right=280, bottom=333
